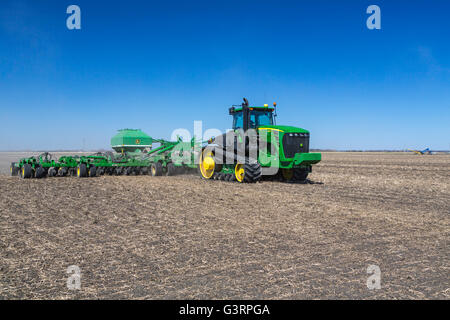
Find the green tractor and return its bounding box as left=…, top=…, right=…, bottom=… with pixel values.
left=198, top=98, right=321, bottom=183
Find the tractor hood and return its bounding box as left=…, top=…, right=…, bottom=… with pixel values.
left=257, top=125, right=309, bottom=134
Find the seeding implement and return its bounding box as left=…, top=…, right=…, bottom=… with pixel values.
left=10, top=152, right=106, bottom=178
left=10, top=137, right=200, bottom=179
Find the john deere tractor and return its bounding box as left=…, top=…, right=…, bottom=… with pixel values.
left=198, top=98, right=321, bottom=183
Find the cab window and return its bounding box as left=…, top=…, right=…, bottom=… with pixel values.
left=250, top=110, right=273, bottom=128
left=254, top=111, right=273, bottom=126
left=232, top=110, right=274, bottom=129
left=233, top=112, right=243, bottom=129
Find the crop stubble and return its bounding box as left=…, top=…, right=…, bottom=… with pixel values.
left=0, top=152, right=448, bottom=299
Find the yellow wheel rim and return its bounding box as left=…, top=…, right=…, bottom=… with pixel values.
left=199, top=149, right=215, bottom=179
left=77, top=167, right=80, bottom=177
left=10, top=167, right=12, bottom=173
left=281, top=169, right=293, bottom=180
left=22, top=167, right=24, bottom=176
left=235, top=163, right=245, bottom=182
left=151, top=166, right=156, bottom=175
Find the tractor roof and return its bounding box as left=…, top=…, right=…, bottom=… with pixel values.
left=229, top=105, right=275, bottom=114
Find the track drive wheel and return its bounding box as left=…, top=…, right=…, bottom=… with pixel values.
left=234, top=162, right=262, bottom=183
left=199, top=149, right=218, bottom=180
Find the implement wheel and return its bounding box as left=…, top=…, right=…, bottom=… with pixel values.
left=21, top=164, right=32, bottom=179
left=77, top=163, right=87, bottom=178
left=151, top=162, right=163, bottom=176
left=166, top=163, right=177, bottom=176
left=10, top=163, right=19, bottom=176
left=48, top=167, right=57, bottom=177
left=234, top=162, right=262, bottom=183
left=88, top=166, right=97, bottom=177
left=58, top=167, right=67, bottom=177
left=35, top=166, right=45, bottom=179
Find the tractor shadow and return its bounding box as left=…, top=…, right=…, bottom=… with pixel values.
left=261, top=176, right=324, bottom=185
left=280, top=178, right=324, bottom=185
left=292, top=178, right=323, bottom=185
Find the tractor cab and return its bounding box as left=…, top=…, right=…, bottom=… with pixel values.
left=229, top=98, right=276, bottom=131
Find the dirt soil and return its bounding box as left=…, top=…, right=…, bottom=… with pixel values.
left=0, top=152, right=449, bottom=299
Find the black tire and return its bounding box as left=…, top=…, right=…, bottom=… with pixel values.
left=35, top=166, right=45, bottom=179
left=177, top=166, right=185, bottom=175
left=77, top=163, right=87, bottom=178
left=48, top=167, right=57, bottom=177
left=58, top=167, right=67, bottom=177
left=115, top=167, right=123, bottom=175
left=166, top=163, right=177, bottom=176
left=89, top=166, right=97, bottom=177
left=151, top=162, right=163, bottom=176
left=21, top=164, right=32, bottom=179
left=10, top=163, right=19, bottom=176
left=293, top=169, right=308, bottom=182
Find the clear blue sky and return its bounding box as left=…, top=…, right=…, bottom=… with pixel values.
left=0, top=0, right=449, bottom=150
